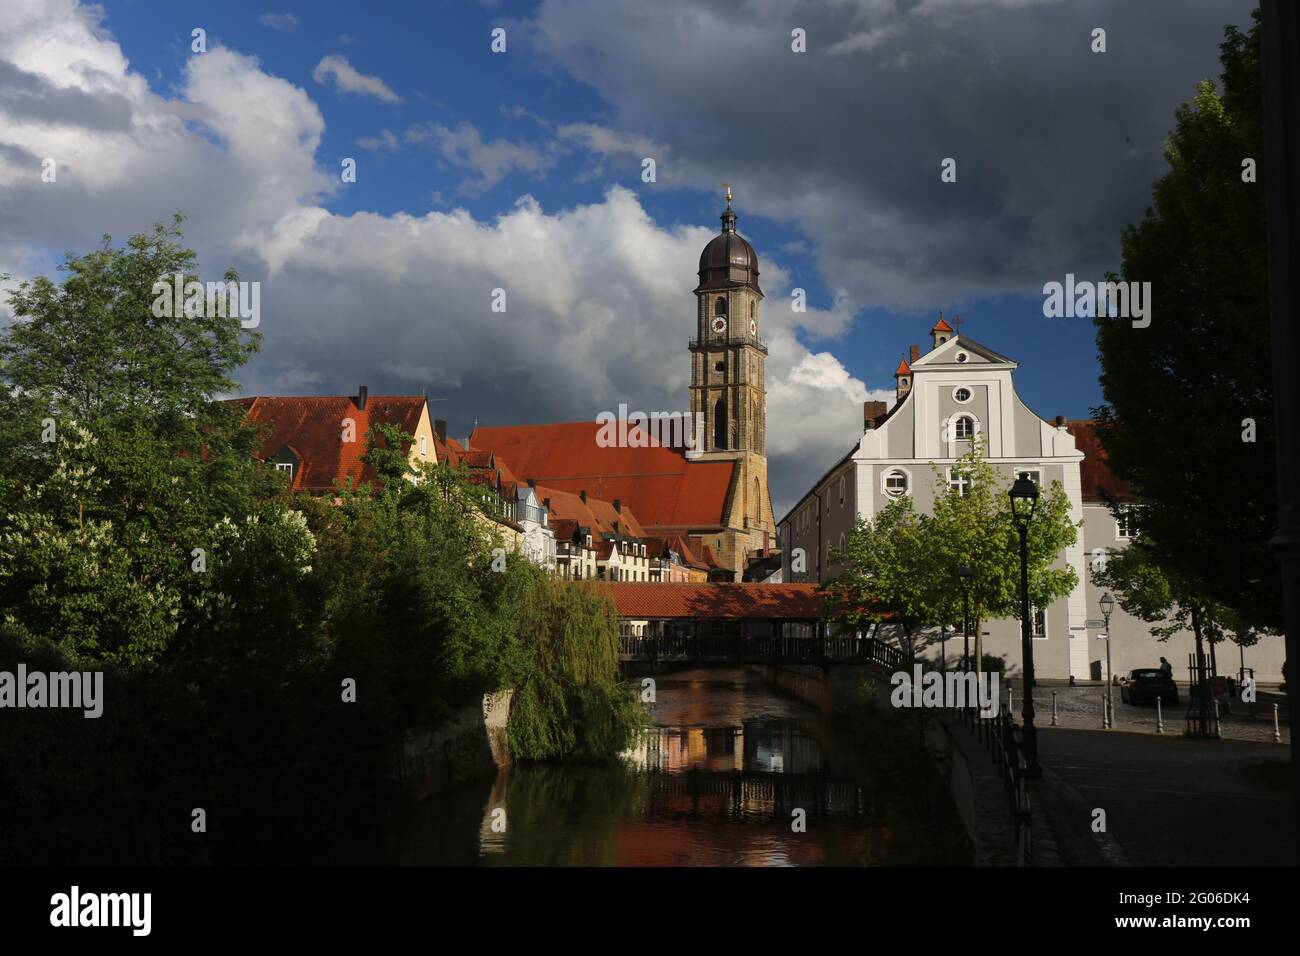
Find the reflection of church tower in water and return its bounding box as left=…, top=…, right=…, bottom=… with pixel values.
left=688, top=186, right=777, bottom=567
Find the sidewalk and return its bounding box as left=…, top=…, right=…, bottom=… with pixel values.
left=1007, top=682, right=1290, bottom=744
left=938, top=709, right=1294, bottom=867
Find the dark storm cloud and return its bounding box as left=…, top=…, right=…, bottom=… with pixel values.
left=0, top=59, right=134, bottom=132
left=531, top=0, right=1257, bottom=312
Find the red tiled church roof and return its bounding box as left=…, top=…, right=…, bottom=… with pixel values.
left=594, top=582, right=825, bottom=620
left=1066, top=419, right=1131, bottom=502
left=228, top=395, right=426, bottom=493
left=932, top=317, right=954, bottom=333
left=470, top=421, right=735, bottom=529
left=894, top=357, right=911, bottom=376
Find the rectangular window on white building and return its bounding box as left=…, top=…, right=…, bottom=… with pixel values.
left=1031, top=605, right=1047, bottom=639
left=1116, top=507, right=1137, bottom=539
left=946, top=467, right=973, bottom=498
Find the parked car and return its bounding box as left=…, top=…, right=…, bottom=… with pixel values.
left=1120, top=668, right=1179, bottom=706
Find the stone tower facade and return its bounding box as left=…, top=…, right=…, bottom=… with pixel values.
left=688, top=191, right=777, bottom=571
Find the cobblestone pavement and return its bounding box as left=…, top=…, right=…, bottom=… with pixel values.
left=997, top=682, right=1290, bottom=744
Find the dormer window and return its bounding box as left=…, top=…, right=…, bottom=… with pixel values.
left=275, top=462, right=293, bottom=479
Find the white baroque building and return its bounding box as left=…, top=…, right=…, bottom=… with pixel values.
left=778, top=320, right=1287, bottom=683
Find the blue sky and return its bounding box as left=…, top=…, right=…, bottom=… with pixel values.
left=0, top=0, right=1256, bottom=511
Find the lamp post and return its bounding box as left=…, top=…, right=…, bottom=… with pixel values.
left=1009, top=472, right=1042, bottom=777
left=1100, top=591, right=1115, bottom=729
left=958, top=566, right=975, bottom=672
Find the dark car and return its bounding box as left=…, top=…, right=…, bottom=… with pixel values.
left=1120, top=668, right=1179, bottom=706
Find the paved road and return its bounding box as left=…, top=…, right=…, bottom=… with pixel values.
left=1036, top=728, right=1295, bottom=866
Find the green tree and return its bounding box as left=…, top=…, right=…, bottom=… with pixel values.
left=823, top=496, right=936, bottom=661
left=924, top=442, right=1080, bottom=676
left=0, top=216, right=270, bottom=668
left=1091, top=537, right=1231, bottom=731
left=1092, top=11, right=1276, bottom=630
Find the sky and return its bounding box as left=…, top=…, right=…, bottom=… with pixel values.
left=0, top=0, right=1258, bottom=517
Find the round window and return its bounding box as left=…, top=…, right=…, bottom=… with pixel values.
left=955, top=351, right=969, bottom=364
left=953, top=386, right=972, bottom=403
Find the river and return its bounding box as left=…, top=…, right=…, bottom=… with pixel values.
left=399, top=667, right=965, bottom=865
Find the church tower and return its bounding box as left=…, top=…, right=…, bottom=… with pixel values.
left=689, top=186, right=776, bottom=569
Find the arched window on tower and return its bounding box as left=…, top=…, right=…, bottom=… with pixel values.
left=715, top=296, right=727, bottom=316
left=714, top=397, right=727, bottom=450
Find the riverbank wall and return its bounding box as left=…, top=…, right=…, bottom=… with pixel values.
left=753, top=664, right=881, bottom=718
left=396, top=690, right=513, bottom=803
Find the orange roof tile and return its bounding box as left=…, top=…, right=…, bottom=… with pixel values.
left=470, top=421, right=735, bottom=529
left=593, top=582, right=824, bottom=620
left=894, top=357, right=911, bottom=376
left=1066, top=419, right=1132, bottom=502
left=932, top=317, right=954, bottom=333
left=228, top=395, right=426, bottom=493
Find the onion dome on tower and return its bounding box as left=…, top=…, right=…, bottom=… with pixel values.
left=696, top=184, right=761, bottom=294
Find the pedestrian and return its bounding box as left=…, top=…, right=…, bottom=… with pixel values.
left=1159, top=656, right=1173, bottom=679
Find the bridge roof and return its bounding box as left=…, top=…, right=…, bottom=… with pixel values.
left=597, top=582, right=825, bottom=620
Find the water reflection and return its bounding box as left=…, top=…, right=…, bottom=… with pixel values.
left=403, top=668, right=950, bottom=866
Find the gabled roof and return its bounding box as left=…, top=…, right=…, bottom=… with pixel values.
left=932, top=317, right=954, bottom=333
left=1066, top=419, right=1132, bottom=502
left=470, top=420, right=736, bottom=529
left=594, top=582, right=825, bottom=620
left=227, top=395, right=427, bottom=493
left=894, top=357, right=911, bottom=376
left=910, top=334, right=1017, bottom=368
left=538, top=484, right=648, bottom=542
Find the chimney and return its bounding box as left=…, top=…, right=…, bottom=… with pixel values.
left=527, top=478, right=536, bottom=488
left=909, top=344, right=920, bottom=364
left=543, top=497, right=551, bottom=511
left=580, top=489, right=587, bottom=503
left=434, top=419, right=447, bottom=443
left=356, top=385, right=368, bottom=411
left=863, top=400, right=887, bottom=430
left=613, top=498, right=622, bottom=513
left=1054, top=415, right=1066, bottom=428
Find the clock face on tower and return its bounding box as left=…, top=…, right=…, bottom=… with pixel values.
left=712, top=316, right=726, bottom=334
left=749, top=318, right=757, bottom=337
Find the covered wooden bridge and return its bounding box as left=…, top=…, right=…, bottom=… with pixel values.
left=596, top=582, right=902, bottom=669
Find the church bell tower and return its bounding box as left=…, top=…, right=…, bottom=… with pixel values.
left=689, top=186, right=775, bottom=565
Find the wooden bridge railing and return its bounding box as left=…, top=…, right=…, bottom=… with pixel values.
left=619, top=629, right=906, bottom=669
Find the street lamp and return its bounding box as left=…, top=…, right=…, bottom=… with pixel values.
left=1100, top=591, right=1116, bottom=727
left=957, top=566, right=975, bottom=673
left=1009, top=472, right=1041, bottom=777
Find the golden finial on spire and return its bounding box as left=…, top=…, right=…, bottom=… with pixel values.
left=723, top=182, right=733, bottom=207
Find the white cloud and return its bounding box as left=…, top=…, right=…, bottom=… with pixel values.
left=557, top=122, right=665, bottom=159
left=357, top=129, right=399, bottom=152
left=311, top=54, right=401, bottom=103
left=0, top=0, right=873, bottom=511
left=405, top=121, right=554, bottom=192
left=258, top=13, right=301, bottom=32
